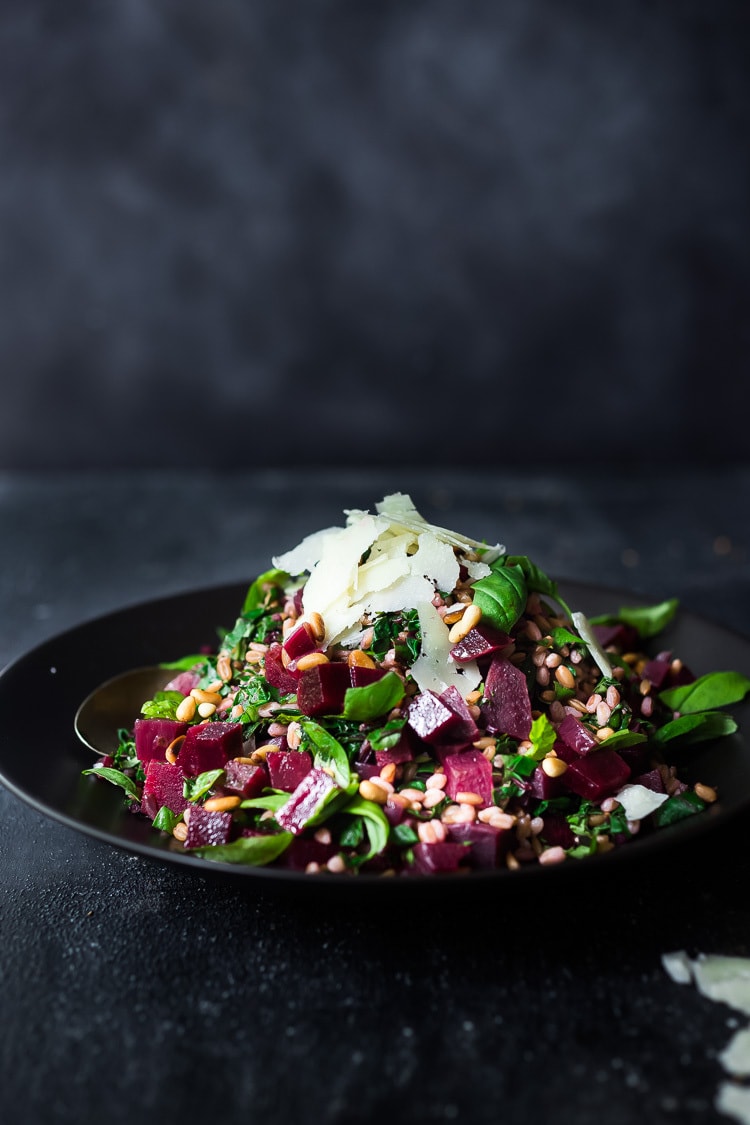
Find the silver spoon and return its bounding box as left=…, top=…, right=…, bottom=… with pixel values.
left=74, top=665, right=175, bottom=756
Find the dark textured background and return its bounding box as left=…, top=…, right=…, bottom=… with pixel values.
left=1, top=1, right=749, bottom=469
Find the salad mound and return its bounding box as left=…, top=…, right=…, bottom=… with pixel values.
left=84, top=494, right=750, bottom=876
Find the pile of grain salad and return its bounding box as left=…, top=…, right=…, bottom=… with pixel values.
left=84, top=493, right=750, bottom=875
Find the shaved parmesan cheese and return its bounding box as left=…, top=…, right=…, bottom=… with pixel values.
left=614, top=784, right=669, bottom=821
left=720, top=1028, right=750, bottom=1078
left=716, top=1081, right=750, bottom=1125
left=410, top=602, right=481, bottom=697
left=272, top=526, right=340, bottom=575
left=661, top=950, right=694, bottom=985
left=692, top=956, right=750, bottom=1017
left=409, top=532, right=460, bottom=594
left=375, top=493, right=504, bottom=560
left=571, top=611, right=614, bottom=679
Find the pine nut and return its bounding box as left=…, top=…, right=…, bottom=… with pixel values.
left=443, top=606, right=466, bottom=625
left=248, top=642, right=269, bottom=653
left=172, top=822, right=188, bottom=842
left=585, top=694, right=600, bottom=713
left=347, top=649, right=376, bottom=670
left=246, top=650, right=264, bottom=665
left=399, top=787, right=425, bottom=803
left=596, top=701, right=612, bottom=726
left=542, top=757, right=568, bottom=778
left=441, top=803, right=477, bottom=825
left=606, top=685, right=621, bottom=708
left=368, top=776, right=394, bottom=795
left=417, top=820, right=440, bottom=844
left=314, top=827, right=332, bottom=845
left=490, top=810, right=517, bottom=830
left=175, top=696, right=196, bottom=722
left=555, top=665, right=575, bottom=690
left=197, top=702, right=216, bottom=718
left=379, top=762, right=397, bottom=784
left=448, top=603, right=482, bottom=644
left=466, top=690, right=483, bottom=704
left=165, top=735, right=185, bottom=764
left=545, top=652, right=563, bottom=668
left=359, top=780, right=388, bottom=804
left=267, top=721, right=288, bottom=737
left=286, top=721, right=303, bottom=750
left=425, top=772, right=447, bottom=790
left=229, top=704, right=244, bottom=721
left=455, top=791, right=484, bottom=806
left=422, top=789, right=445, bottom=809
left=694, top=782, right=718, bottom=803
left=203, top=796, right=241, bottom=812
left=326, top=855, right=347, bottom=873
left=539, top=690, right=556, bottom=703
left=538, top=846, right=566, bottom=866
left=231, top=756, right=255, bottom=765
left=639, top=678, right=652, bottom=695
left=307, top=612, right=326, bottom=642
left=595, top=726, right=614, bottom=741
left=190, top=688, right=222, bottom=705
left=204, top=679, right=224, bottom=694
left=216, top=655, right=233, bottom=682
left=296, top=652, right=329, bottom=671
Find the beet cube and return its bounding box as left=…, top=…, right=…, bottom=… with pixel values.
left=276, top=836, right=338, bottom=870
left=480, top=656, right=532, bottom=740
left=439, top=686, right=480, bottom=743
left=266, top=749, right=313, bottom=792
left=223, top=759, right=269, bottom=799
left=185, top=806, right=233, bottom=847
left=296, top=662, right=351, bottom=716
left=282, top=622, right=318, bottom=661
left=443, top=749, right=493, bottom=807
left=642, top=652, right=672, bottom=691
left=411, top=842, right=469, bottom=875
left=134, top=718, right=188, bottom=766
left=142, top=759, right=190, bottom=814
left=447, top=822, right=509, bottom=867
left=540, top=813, right=575, bottom=849
left=529, top=765, right=566, bottom=800
left=592, top=622, right=639, bottom=651
left=179, top=722, right=243, bottom=777
left=557, top=714, right=598, bottom=756
left=450, top=625, right=510, bottom=663
left=374, top=731, right=414, bottom=769
left=407, top=690, right=463, bottom=744
left=275, top=768, right=338, bottom=834
left=264, top=642, right=299, bottom=694
left=564, top=749, right=631, bottom=800
left=349, top=666, right=386, bottom=689
left=633, top=768, right=666, bottom=793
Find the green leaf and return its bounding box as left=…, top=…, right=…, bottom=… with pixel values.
left=189, top=831, right=294, bottom=866
left=502, top=555, right=572, bottom=617
left=390, top=823, right=419, bottom=847
left=342, top=671, right=405, bottom=721
left=340, top=795, right=390, bottom=860
left=654, top=711, right=738, bottom=746
left=159, top=655, right=206, bottom=672
left=339, top=817, right=365, bottom=848
left=82, top=766, right=139, bottom=802
left=140, top=690, right=185, bottom=720
left=183, top=769, right=225, bottom=803
left=242, top=568, right=290, bottom=614
left=652, top=791, right=706, bottom=828
left=234, top=676, right=278, bottom=721
left=239, top=792, right=289, bottom=811
left=660, top=671, right=750, bottom=714
left=596, top=730, right=647, bottom=752
left=528, top=714, right=556, bottom=760
left=368, top=717, right=407, bottom=753
left=369, top=610, right=421, bottom=664
left=550, top=626, right=586, bottom=650
left=152, top=806, right=178, bottom=833
left=589, top=598, right=679, bottom=640
left=471, top=563, right=527, bottom=633
left=300, top=720, right=351, bottom=787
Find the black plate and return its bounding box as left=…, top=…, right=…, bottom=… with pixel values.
left=1, top=581, right=749, bottom=888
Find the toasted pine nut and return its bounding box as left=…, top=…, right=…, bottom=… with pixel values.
left=694, top=782, right=718, bottom=803
left=542, top=757, right=568, bottom=778
left=440, top=803, right=476, bottom=825
left=204, top=680, right=224, bottom=694
left=448, top=603, right=482, bottom=644
left=555, top=665, right=576, bottom=690
left=359, top=779, right=388, bottom=804
left=190, top=688, right=222, bottom=705
left=595, top=726, right=614, bottom=741
left=296, top=652, right=329, bottom=671
left=306, top=612, right=326, bottom=642
left=379, top=762, right=397, bottom=784
left=203, top=796, right=242, bottom=812
left=175, top=696, right=196, bottom=722
left=596, top=701, right=612, bottom=726
left=286, top=721, right=303, bottom=750
left=639, top=678, right=652, bottom=696
left=368, top=776, right=394, bottom=795
left=246, top=650, right=264, bottom=665
left=197, top=702, right=216, bottom=718
left=606, top=685, right=621, bottom=708
left=165, top=735, right=185, bottom=764
left=425, top=772, right=447, bottom=790
left=216, top=655, right=233, bottom=682
left=172, top=822, right=188, bottom=842
left=538, top=846, right=566, bottom=866
left=398, top=787, right=425, bottom=803
left=422, top=789, right=445, bottom=809
left=232, top=756, right=255, bottom=765
left=465, top=689, right=483, bottom=705
left=229, top=704, right=244, bottom=721
left=347, top=649, right=376, bottom=670
left=455, top=791, right=484, bottom=807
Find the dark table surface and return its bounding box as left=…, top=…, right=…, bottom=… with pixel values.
left=2, top=466, right=749, bottom=1125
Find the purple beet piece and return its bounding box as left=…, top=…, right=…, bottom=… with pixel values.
left=449, top=625, right=510, bottom=663
left=264, top=642, right=299, bottom=694
left=355, top=761, right=382, bottom=780
left=266, top=749, right=313, bottom=792
left=374, top=732, right=414, bottom=769
left=443, top=749, right=493, bottom=807
left=550, top=737, right=578, bottom=764
left=557, top=714, right=598, bottom=756
left=406, top=690, right=463, bottom=744
left=275, top=768, right=338, bottom=835
left=564, top=749, right=631, bottom=801
left=276, top=836, right=338, bottom=870
left=349, top=666, right=386, bottom=688
left=282, top=622, right=318, bottom=661
left=616, top=741, right=650, bottom=775
left=383, top=798, right=406, bottom=826
left=179, top=722, right=243, bottom=778
left=439, top=686, right=480, bottom=743
left=529, top=765, right=566, bottom=800
left=447, top=822, right=509, bottom=868
left=142, top=759, right=190, bottom=814
left=163, top=670, right=201, bottom=695
left=296, top=662, right=351, bottom=716
left=633, top=768, right=666, bottom=794
left=540, top=813, right=575, bottom=849
left=592, top=622, right=639, bottom=652
left=223, top=760, right=269, bottom=799
left=411, top=842, right=469, bottom=875
left=185, top=807, right=234, bottom=847
left=643, top=652, right=672, bottom=690
left=134, top=718, right=188, bottom=766
left=480, top=656, right=532, bottom=740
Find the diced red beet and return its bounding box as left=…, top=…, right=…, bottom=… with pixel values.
left=411, top=842, right=469, bottom=875
left=592, top=622, right=639, bottom=651
left=540, top=813, right=575, bottom=849
left=266, top=749, right=313, bottom=792
left=449, top=624, right=510, bottom=663
left=564, top=749, right=631, bottom=801
left=275, top=768, right=338, bottom=834
left=179, top=722, right=243, bottom=777
left=557, top=714, right=598, bottom=756
left=549, top=737, right=578, bottom=764
left=643, top=652, right=672, bottom=690
left=163, top=670, right=201, bottom=695
left=374, top=731, right=414, bottom=769
left=223, top=759, right=269, bottom=799
left=443, top=749, right=493, bottom=807
left=616, top=741, right=650, bottom=775
left=480, top=656, right=532, bottom=740
left=185, top=806, right=234, bottom=847
left=296, top=662, right=351, bottom=716
left=264, top=642, right=299, bottom=693
left=383, top=798, right=406, bottom=826
left=355, top=761, right=382, bottom=780
left=529, top=765, right=566, bottom=800
left=447, top=822, right=509, bottom=868
left=142, top=759, right=190, bottom=814
left=439, top=686, right=480, bottom=743
left=134, top=718, right=188, bottom=766
left=407, top=690, right=463, bottom=744
left=633, top=767, right=666, bottom=793
left=349, top=666, right=386, bottom=688
left=282, top=622, right=318, bottom=661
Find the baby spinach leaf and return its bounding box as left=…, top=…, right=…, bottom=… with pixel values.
left=183, top=769, right=225, bottom=802
left=550, top=626, right=586, bottom=650
left=82, top=766, right=139, bottom=802
left=659, top=671, right=750, bottom=714
left=301, top=720, right=350, bottom=787
left=529, top=714, right=556, bottom=760
left=152, top=806, right=178, bottom=833
left=339, top=817, right=365, bottom=848
left=652, top=791, right=706, bottom=828
left=340, top=796, right=390, bottom=860
left=595, top=730, right=647, bottom=752
left=242, top=568, right=290, bottom=614
left=654, top=711, right=738, bottom=746
left=390, top=823, right=420, bottom=847
left=189, top=831, right=294, bottom=866
left=368, top=717, right=406, bottom=753
left=140, top=690, right=185, bottom=720
left=471, top=563, right=527, bottom=633
left=341, top=671, right=405, bottom=721
left=590, top=598, right=679, bottom=640
left=159, top=655, right=206, bottom=672
left=240, top=792, right=289, bottom=811
left=503, top=556, right=572, bottom=617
